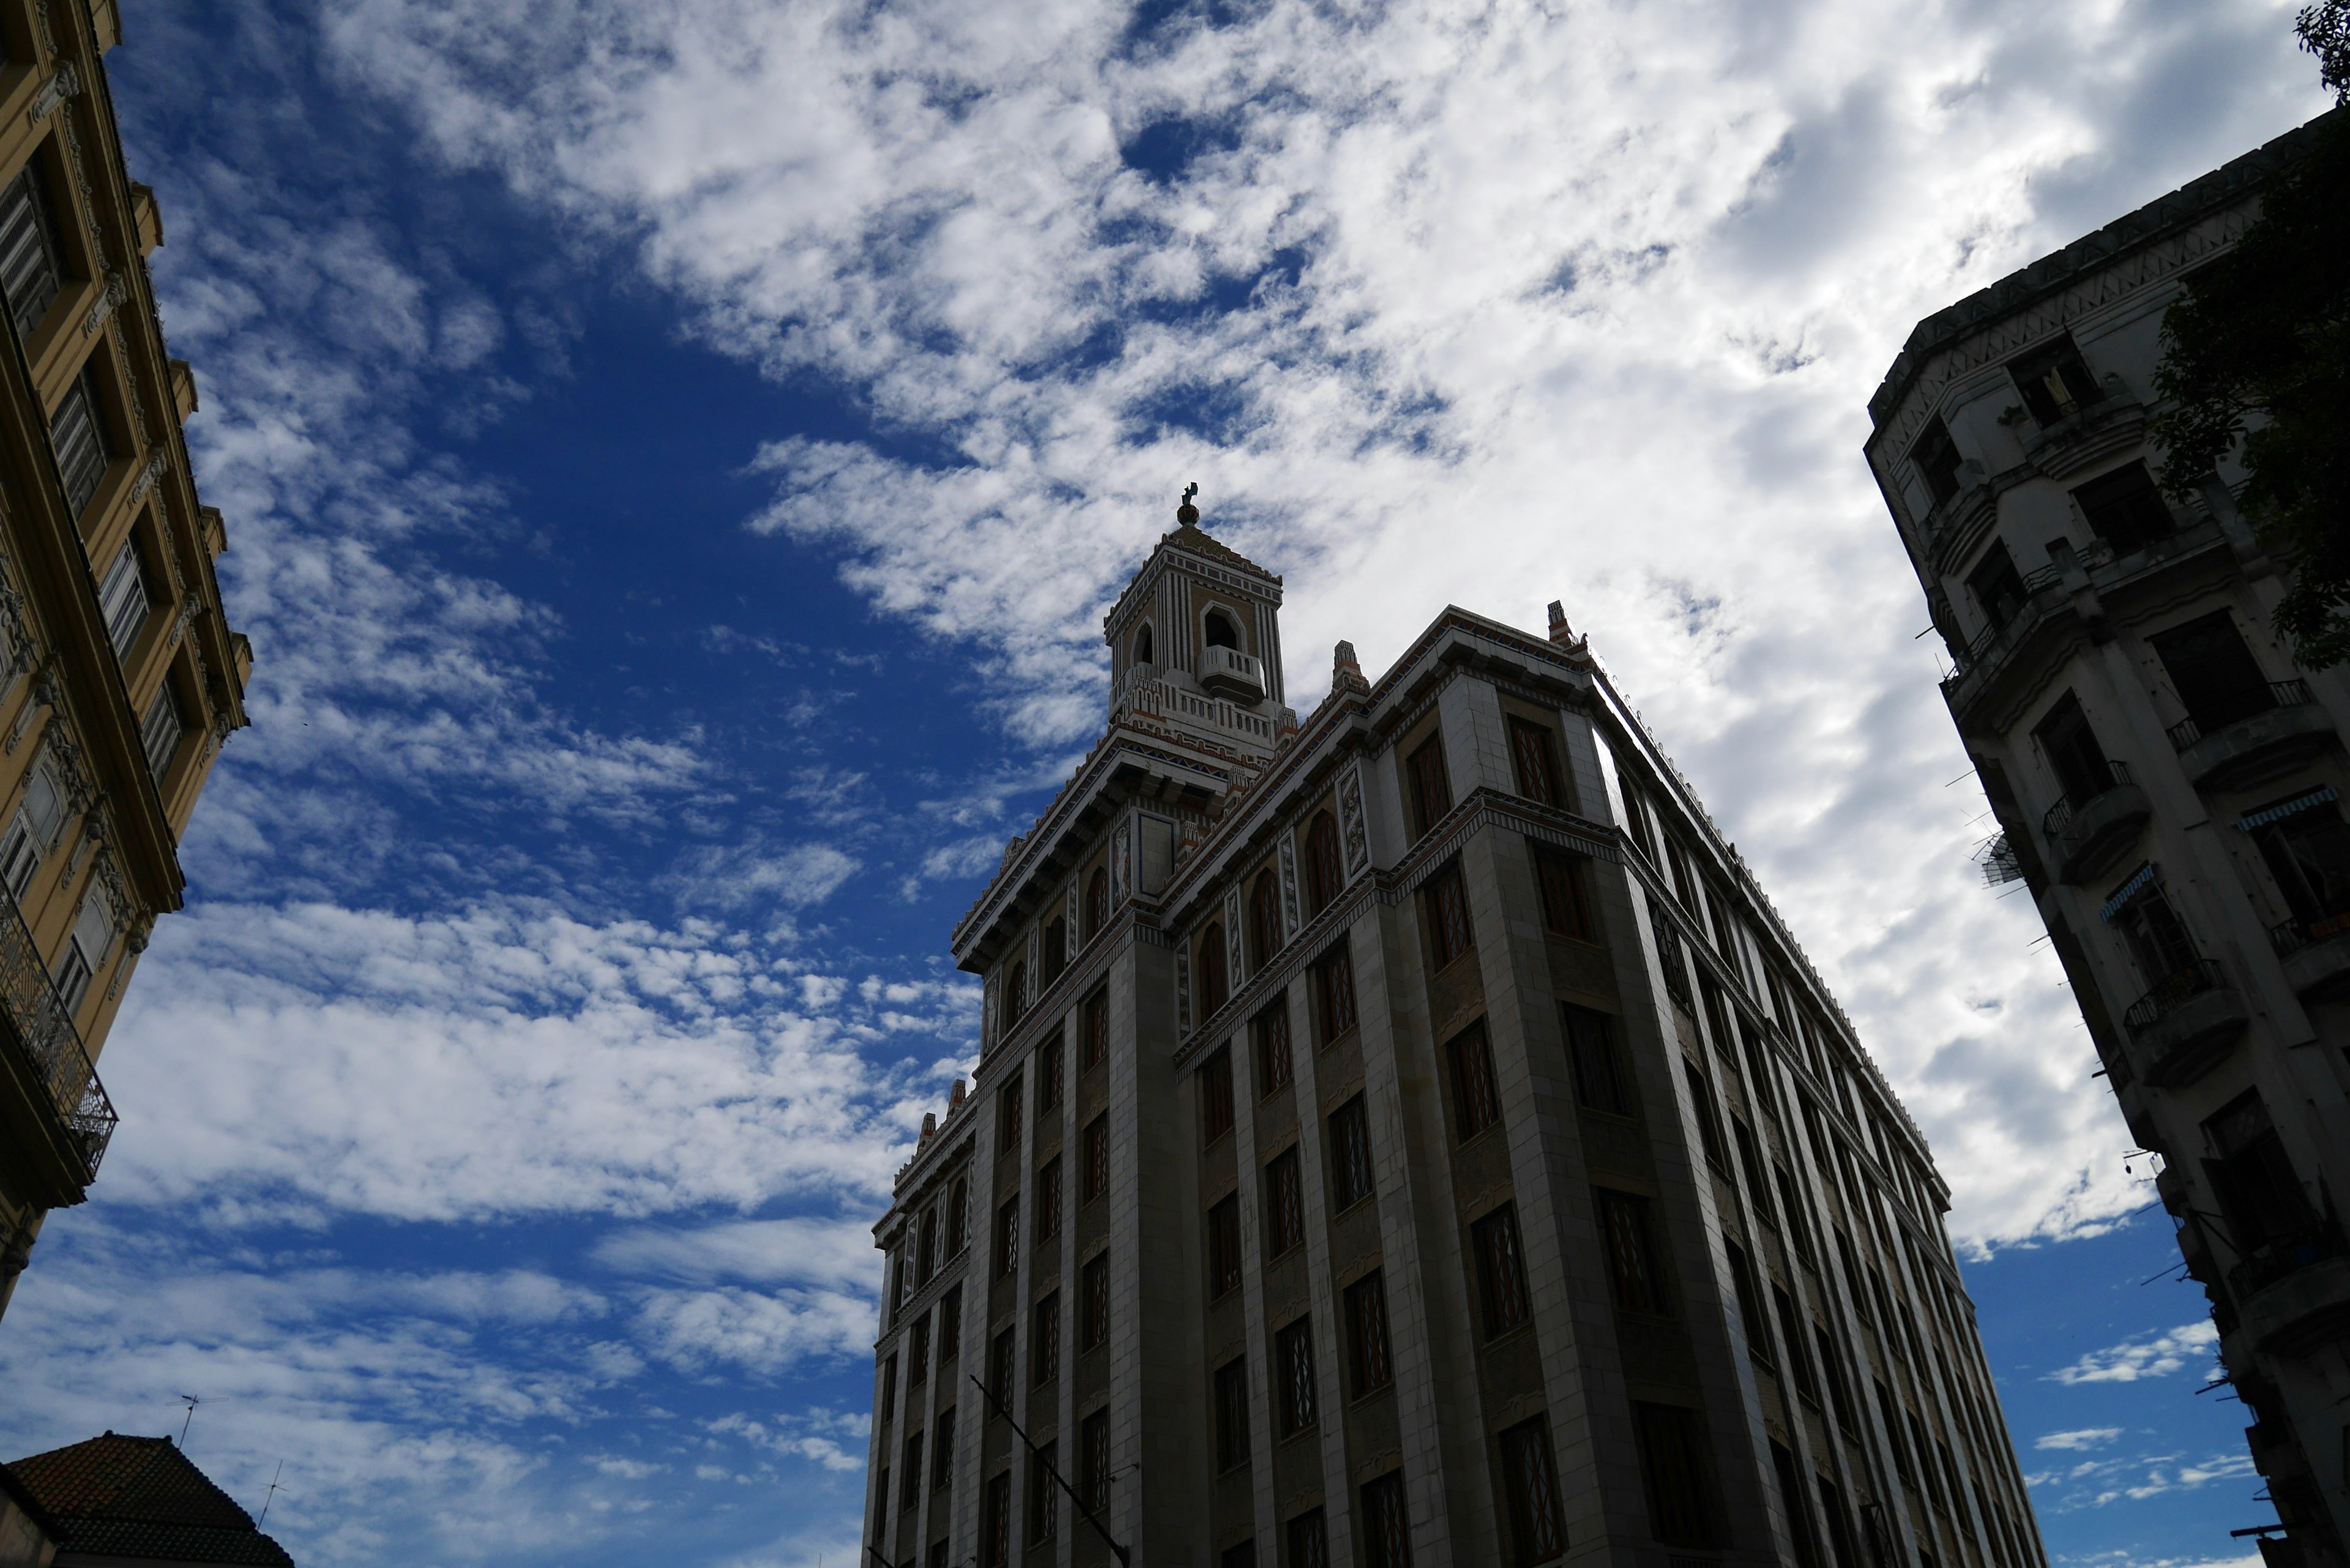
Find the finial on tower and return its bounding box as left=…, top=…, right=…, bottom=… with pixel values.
left=1177, top=482, right=1199, bottom=527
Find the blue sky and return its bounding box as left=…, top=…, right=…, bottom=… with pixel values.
left=0, top=0, right=2331, bottom=1563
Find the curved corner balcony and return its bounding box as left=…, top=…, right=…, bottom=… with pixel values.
left=0, top=890, right=114, bottom=1204
left=2232, top=1227, right=2350, bottom=1357
left=2123, top=958, right=2248, bottom=1089
left=2269, top=912, right=2350, bottom=998
left=2040, top=762, right=2149, bottom=885
left=2169, top=681, right=2337, bottom=791
left=1197, top=643, right=1266, bottom=703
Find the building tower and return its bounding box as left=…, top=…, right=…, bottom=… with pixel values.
left=865, top=499, right=2045, bottom=1568
left=1865, top=111, right=2346, bottom=1568
left=0, top=0, right=252, bottom=1320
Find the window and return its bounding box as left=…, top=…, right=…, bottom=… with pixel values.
left=1564, top=1005, right=1627, bottom=1115
left=1032, top=1293, right=1060, bottom=1387
left=1426, top=864, right=1474, bottom=969
left=1966, top=542, right=2028, bottom=633
left=1249, top=870, right=1282, bottom=971
left=1039, top=1033, right=1064, bottom=1114
left=2007, top=332, right=2104, bottom=426
left=0, top=763, right=64, bottom=902
left=1265, top=1147, right=1305, bottom=1258
left=1200, top=922, right=1229, bottom=1016
left=1733, top=1119, right=1771, bottom=1224
left=1083, top=1114, right=1109, bottom=1202
left=1597, top=1189, right=1666, bottom=1315
left=0, top=162, right=65, bottom=340
left=1619, top=773, right=1657, bottom=862
left=1876, top=1380, right=1914, bottom=1481
left=908, top=1313, right=931, bottom=1386
left=1133, top=622, right=1154, bottom=666
left=1684, top=1062, right=1730, bottom=1176
left=1199, top=1045, right=1235, bottom=1144
left=51, top=367, right=110, bottom=518
left=1005, top=960, right=1028, bottom=1031
left=2254, top=799, right=2350, bottom=933
left=1327, top=1096, right=1374, bottom=1211
left=1255, top=999, right=1292, bottom=1097
left=1472, top=1203, right=1531, bottom=1337
left=1080, top=1251, right=1109, bottom=1350
left=1818, top=1325, right=1857, bottom=1432
left=1361, top=1470, right=1412, bottom=1568
left=947, top=1178, right=969, bottom=1256
left=1222, top=1543, right=1256, bottom=1568
left=1345, top=1270, right=1393, bottom=1395
left=1080, top=1408, right=1111, bottom=1513
left=995, top=1195, right=1020, bottom=1278
left=1406, top=735, right=1452, bottom=838
left=1775, top=1165, right=1816, bottom=1264
left=937, top=1285, right=961, bottom=1368
left=2114, top=884, right=2199, bottom=990
left=1028, top=1438, right=1058, bottom=1543
left=1509, top=717, right=1565, bottom=809
left=1037, top=1157, right=1062, bottom=1244
left=1086, top=867, right=1110, bottom=940
left=1042, top=916, right=1067, bottom=984
left=1313, top=943, right=1357, bottom=1043
left=98, top=542, right=149, bottom=660
left=1910, top=1411, right=1947, bottom=1510
left=1286, top=1509, right=1330, bottom=1568
left=1772, top=1441, right=1826, bottom=1568
left=1204, top=609, right=1239, bottom=648
left=879, top=1352, right=899, bottom=1427
left=932, top=1405, right=956, bottom=1492
left=140, top=685, right=183, bottom=780
left=874, top=1465, right=890, bottom=1535
left=1909, top=417, right=1964, bottom=507
left=1500, top=1416, right=1567, bottom=1565
left=2203, top=1091, right=2320, bottom=1252
left=1082, top=987, right=1109, bottom=1069
left=2154, top=611, right=2275, bottom=737
left=1632, top=1402, right=1721, bottom=1547
left=999, top=1072, right=1024, bottom=1155
left=1774, top=1285, right=1818, bottom=1405
left=1214, top=1356, right=1251, bottom=1471
left=1275, top=1316, right=1316, bottom=1437
left=916, top=1204, right=938, bottom=1288
left=1723, top=1239, right=1772, bottom=1370
left=901, top=1431, right=923, bottom=1509
left=1447, top=1021, right=1500, bottom=1141
left=982, top=1471, right=1012, bottom=1568
left=2034, top=692, right=2116, bottom=807
left=988, top=1327, right=1016, bottom=1412
left=1651, top=900, right=1692, bottom=1007
left=1207, top=1194, right=1243, bottom=1297
left=1816, top=1476, right=1860, bottom=1568
left=2072, top=461, right=2174, bottom=552
left=1533, top=846, right=1594, bottom=939
left=1304, top=811, right=1344, bottom=914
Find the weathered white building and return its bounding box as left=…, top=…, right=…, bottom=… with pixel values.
left=1867, top=109, right=2348, bottom=1568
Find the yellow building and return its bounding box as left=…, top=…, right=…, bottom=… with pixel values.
left=0, top=0, right=250, bottom=1320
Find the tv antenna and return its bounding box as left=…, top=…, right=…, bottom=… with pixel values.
left=257, top=1461, right=285, bottom=1528
left=176, top=1395, right=200, bottom=1448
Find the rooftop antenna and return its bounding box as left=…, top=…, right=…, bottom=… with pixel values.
left=176, top=1394, right=199, bottom=1449
left=256, top=1460, right=284, bottom=1528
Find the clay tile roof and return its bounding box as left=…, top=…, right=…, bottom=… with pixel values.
left=7, top=1433, right=296, bottom=1566
left=1163, top=523, right=1276, bottom=581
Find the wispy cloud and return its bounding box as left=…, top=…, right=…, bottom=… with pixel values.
left=2048, top=1322, right=2222, bottom=1386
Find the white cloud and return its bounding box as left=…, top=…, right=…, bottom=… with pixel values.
left=2048, top=1321, right=2223, bottom=1385
left=591, top=1217, right=879, bottom=1291
left=635, top=1287, right=872, bottom=1375
left=2037, top=1427, right=2125, bottom=1452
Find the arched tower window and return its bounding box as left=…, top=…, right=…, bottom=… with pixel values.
left=1203, top=610, right=1239, bottom=649
left=1133, top=624, right=1154, bottom=666
left=1305, top=812, right=1343, bottom=916
left=1199, top=923, right=1229, bottom=1017
left=1086, top=867, right=1110, bottom=939
left=1248, top=870, right=1282, bottom=972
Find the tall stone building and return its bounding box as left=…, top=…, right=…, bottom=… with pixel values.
left=864, top=502, right=2043, bottom=1568
left=0, top=0, right=250, bottom=1319
left=1865, top=112, right=2346, bottom=1568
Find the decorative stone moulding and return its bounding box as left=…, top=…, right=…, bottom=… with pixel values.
left=2020, top=383, right=2146, bottom=481
left=2176, top=699, right=2337, bottom=793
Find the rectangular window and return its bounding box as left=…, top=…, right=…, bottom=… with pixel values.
left=1328, top=1095, right=1375, bottom=1211
left=1080, top=1251, right=1110, bottom=1350
left=2076, top=460, right=2178, bottom=553
left=1256, top=999, right=1292, bottom=1097
left=1733, top=1119, right=1771, bottom=1223
left=1286, top=1509, right=1330, bottom=1568
left=1966, top=540, right=2029, bottom=632
left=1214, top=1356, right=1251, bottom=1471
left=1533, top=846, right=1594, bottom=939
left=908, top=1314, right=931, bottom=1386
left=1028, top=1438, right=1057, bottom=1542
left=1199, top=1046, right=1235, bottom=1144
left=1817, top=1476, right=1860, bottom=1568
left=1275, top=1316, right=1316, bottom=1437
left=1039, top=1033, right=1064, bottom=1113
left=1597, top=1189, right=1666, bottom=1315
left=1632, top=1402, right=1721, bottom=1547
left=98, top=542, right=149, bottom=660
left=1774, top=1285, right=1818, bottom=1405
left=1818, top=1326, right=1858, bottom=1433
left=1037, top=1157, right=1063, bottom=1244
left=1772, top=1441, right=1825, bottom=1568
left=1775, top=1165, right=1816, bottom=1265
left=1345, top=1270, right=1394, bottom=1395
left=2154, top=610, right=2277, bottom=737
left=982, top=1471, right=1012, bottom=1568
left=879, top=1352, right=899, bottom=1427
left=902, top=1432, right=923, bottom=1509
left=1447, top=1021, right=1501, bottom=1141
left=1427, top=864, right=1474, bottom=968
left=1723, top=1239, right=1773, bottom=1371
left=1032, top=1293, right=1061, bottom=1387
left=1685, top=1062, right=1730, bottom=1176
left=1877, top=1380, right=1915, bottom=1482
left=0, top=162, right=64, bottom=341
left=1314, top=943, right=1358, bottom=1043
left=0, top=763, right=62, bottom=903
left=932, top=1405, right=955, bottom=1492
left=1080, top=1408, right=1111, bottom=1513
left=999, top=1071, right=1024, bottom=1155
left=948, top=1179, right=969, bottom=1256
left=875, top=1465, right=889, bottom=1536
left=995, top=1195, right=1020, bottom=1278
left=140, top=685, right=183, bottom=780
left=2006, top=332, right=2104, bottom=427
left=1222, top=1542, right=1257, bottom=1568
left=1910, top=1411, right=1947, bottom=1510
left=988, top=1327, right=1016, bottom=1413
left=1500, top=1416, right=1567, bottom=1565
left=1909, top=417, right=1964, bottom=506
left=1083, top=988, right=1109, bottom=1069
left=1509, top=717, right=1565, bottom=809
left=1208, top=1194, right=1243, bottom=1298
left=936, top=1285, right=962, bottom=1370
left=1361, top=1470, right=1413, bottom=1568
left=1265, top=1147, right=1305, bottom=1258
left=1564, top=1004, right=1627, bottom=1115
left=1406, top=736, right=1452, bottom=838
left=51, top=367, right=111, bottom=518
left=1472, top=1203, right=1531, bottom=1337
left=1083, top=1114, right=1110, bottom=1202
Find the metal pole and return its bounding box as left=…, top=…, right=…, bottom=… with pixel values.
left=969, top=1373, right=1131, bottom=1566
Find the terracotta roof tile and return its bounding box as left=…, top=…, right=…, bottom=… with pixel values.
left=7, top=1433, right=295, bottom=1566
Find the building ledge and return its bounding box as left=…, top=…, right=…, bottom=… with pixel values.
left=2125, top=963, right=2248, bottom=1088
left=2173, top=686, right=2335, bottom=791
left=2018, top=384, right=2145, bottom=481
left=2046, top=777, right=2149, bottom=886
left=2239, top=1251, right=2350, bottom=1358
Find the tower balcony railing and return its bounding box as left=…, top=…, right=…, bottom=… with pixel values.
left=1196, top=644, right=1266, bottom=703
left=1117, top=671, right=1280, bottom=748
left=2166, top=680, right=2313, bottom=750
left=0, top=881, right=114, bottom=1187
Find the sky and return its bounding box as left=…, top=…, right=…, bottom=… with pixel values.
left=0, top=0, right=2333, bottom=1563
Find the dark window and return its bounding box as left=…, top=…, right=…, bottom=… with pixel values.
left=1966, top=542, right=2027, bottom=632
left=1909, top=417, right=1964, bottom=507
left=1328, top=1096, right=1375, bottom=1210
left=908, top=1314, right=931, bottom=1386
left=1314, top=943, right=1358, bottom=1043
left=1037, top=1157, right=1062, bottom=1244
left=51, top=366, right=110, bottom=517
left=1214, top=1356, right=1251, bottom=1471
left=1305, top=811, right=1345, bottom=914
left=1200, top=922, right=1230, bottom=1017
left=1028, top=1438, right=1058, bottom=1542
left=1772, top=1441, right=1826, bottom=1568
left=902, top=1432, right=924, bottom=1509
left=1032, top=1293, right=1061, bottom=1386
left=1500, top=1416, right=1567, bottom=1565
left=1427, top=864, right=1474, bottom=968
left=1222, top=1542, right=1257, bottom=1568
left=1652, top=900, right=1692, bottom=1007
left=2203, top=1091, right=2320, bottom=1252
left=1256, top=999, right=1292, bottom=1097
left=1081, top=1251, right=1110, bottom=1350
left=1472, top=1203, right=1532, bottom=1337
left=1083, top=1114, right=1110, bottom=1202
left=2072, top=461, right=2174, bottom=552
left=1509, top=718, right=1566, bottom=808
left=1038, top=1036, right=1064, bottom=1116
left=2116, top=886, right=2199, bottom=989
left=1133, top=622, right=1154, bottom=666
left=917, top=1204, right=939, bottom=1287
left=1876, top=1379, right=1914, bottom=1481
left=1361, top=1470, right=1412, bottom=1568
left=1265, top=1147, right=1306, bottom=1258
left=2034, top=693, right=2115, bottom=807
left=2254, top=800, right=2350, bottom=930
left=933, top=1405, right=957, bottom=1491
left=1275, top=1316, right=1316, bottom=1437
left=1734, top=1119, right=1771, bottom=1224
left=1080, top=1408, right=1111, bottom=1513
left=1447, top=1021, right=1501, bottom=1141
left=1042, top=917, right=1068, bottom=984
left=1816, top=1325, right=1859, bottom=1433
left=999, top=1072, right=1024, bottom=1155
left=1564, top=1004, right=1627, bottom=1115
left=2007, top=332, right=2104, bottom=427
left=1632, top=1402, right=1721, bottom=1547
left=1287, top=1509, right=1330, bottom=1568
left=1597, top=1189, right=1667, bottom=1315
left=1724, top=1239, right=1773, bottom=1371
left=880, top=1352, right=899, bottom=1427
left=875, top=1464, right=890, bottom=1535
left=1775, top=1165, right=1816, bottom=1265
left=995, top=1196, right=1020, bottom=1278
left=1910, top=1411, right=1947, bottom=1510
left=1086, top=867, right=1110, bottom=940
left=948, top=1179, right=969, bottom=1257
left=1406, top=736, right=1452, bottom=838
left=1817, top=1475, right=1860, bottom=1568
left=1249, top=871, right=1282, bottom=971
left=1205, top=610, right=1239, bottom=649
left=989, top=1327, right=1016, bottom=1412
left=1774, top=1285, right=1819, bottom=1405
left=1534, top=847, right=1594, bottom=939
left=1083, top=988, right=1109, bottom=1069
left=1685, top=1062, right=1730, bottom=1175
left=0, top=162, right=64, bottom=342
left=937, top=1286, right=962, bottom=1370
left=982, top=1471, right=1012, bottom=1567
left=1345, top=1270, right=1394, bottom=1395
left=1199, top=1045, right=1235, bottom=1144
left=1208, top=1195, right=1244, bottom=1297
left=2153, top=611, right=2275, bottom=736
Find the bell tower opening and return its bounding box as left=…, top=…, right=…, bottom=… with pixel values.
left=1133, top=623, right=1154, bottom=666
left=1203, top=611, right=1238, bottom=650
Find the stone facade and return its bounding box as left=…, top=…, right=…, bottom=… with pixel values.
left=865, top=509, right=2042, bottom=1568
left=1866, top=110, right=2346, bottom=1568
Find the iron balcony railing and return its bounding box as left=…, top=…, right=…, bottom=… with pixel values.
left=2227, top=1217, right=2348, bottom=1303
left=0, top=880, right=114, bottom=1184
left=2122, top=958, right=2226, bottom=1037
left=2040, top=759, right=2134, bottom=843
left=2167, top=679, right=2313, bottom=751
left=2269, top=909, right=2350, bottom=958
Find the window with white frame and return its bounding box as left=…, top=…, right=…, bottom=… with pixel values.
left=53, top=886, right=112, bottom=1014
left=98, top=540, right=149, bottom=660
left=0, top=760, right=64, bottom=903
left=140, top=683, right=182, bottom=780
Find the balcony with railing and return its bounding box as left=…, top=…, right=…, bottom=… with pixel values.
left=2269, top=909, right=2350, bottom=998
left=2231, top=1220, right=2350, bottom=1356
left=1195, top=643, right=1266, bottom=703
left=2039, top=760, right=2148, bottom=885
left=2168, top=680, right=2335, bottom=790
left=2122, top=958, right=2248, bottom=1088
left=1942, top=567, right=2068, bottom=711
left=0, top=884, right=114, bottom=1201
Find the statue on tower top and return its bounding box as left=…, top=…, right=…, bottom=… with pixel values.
left=1177, top=482, right=1199, bottom=527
